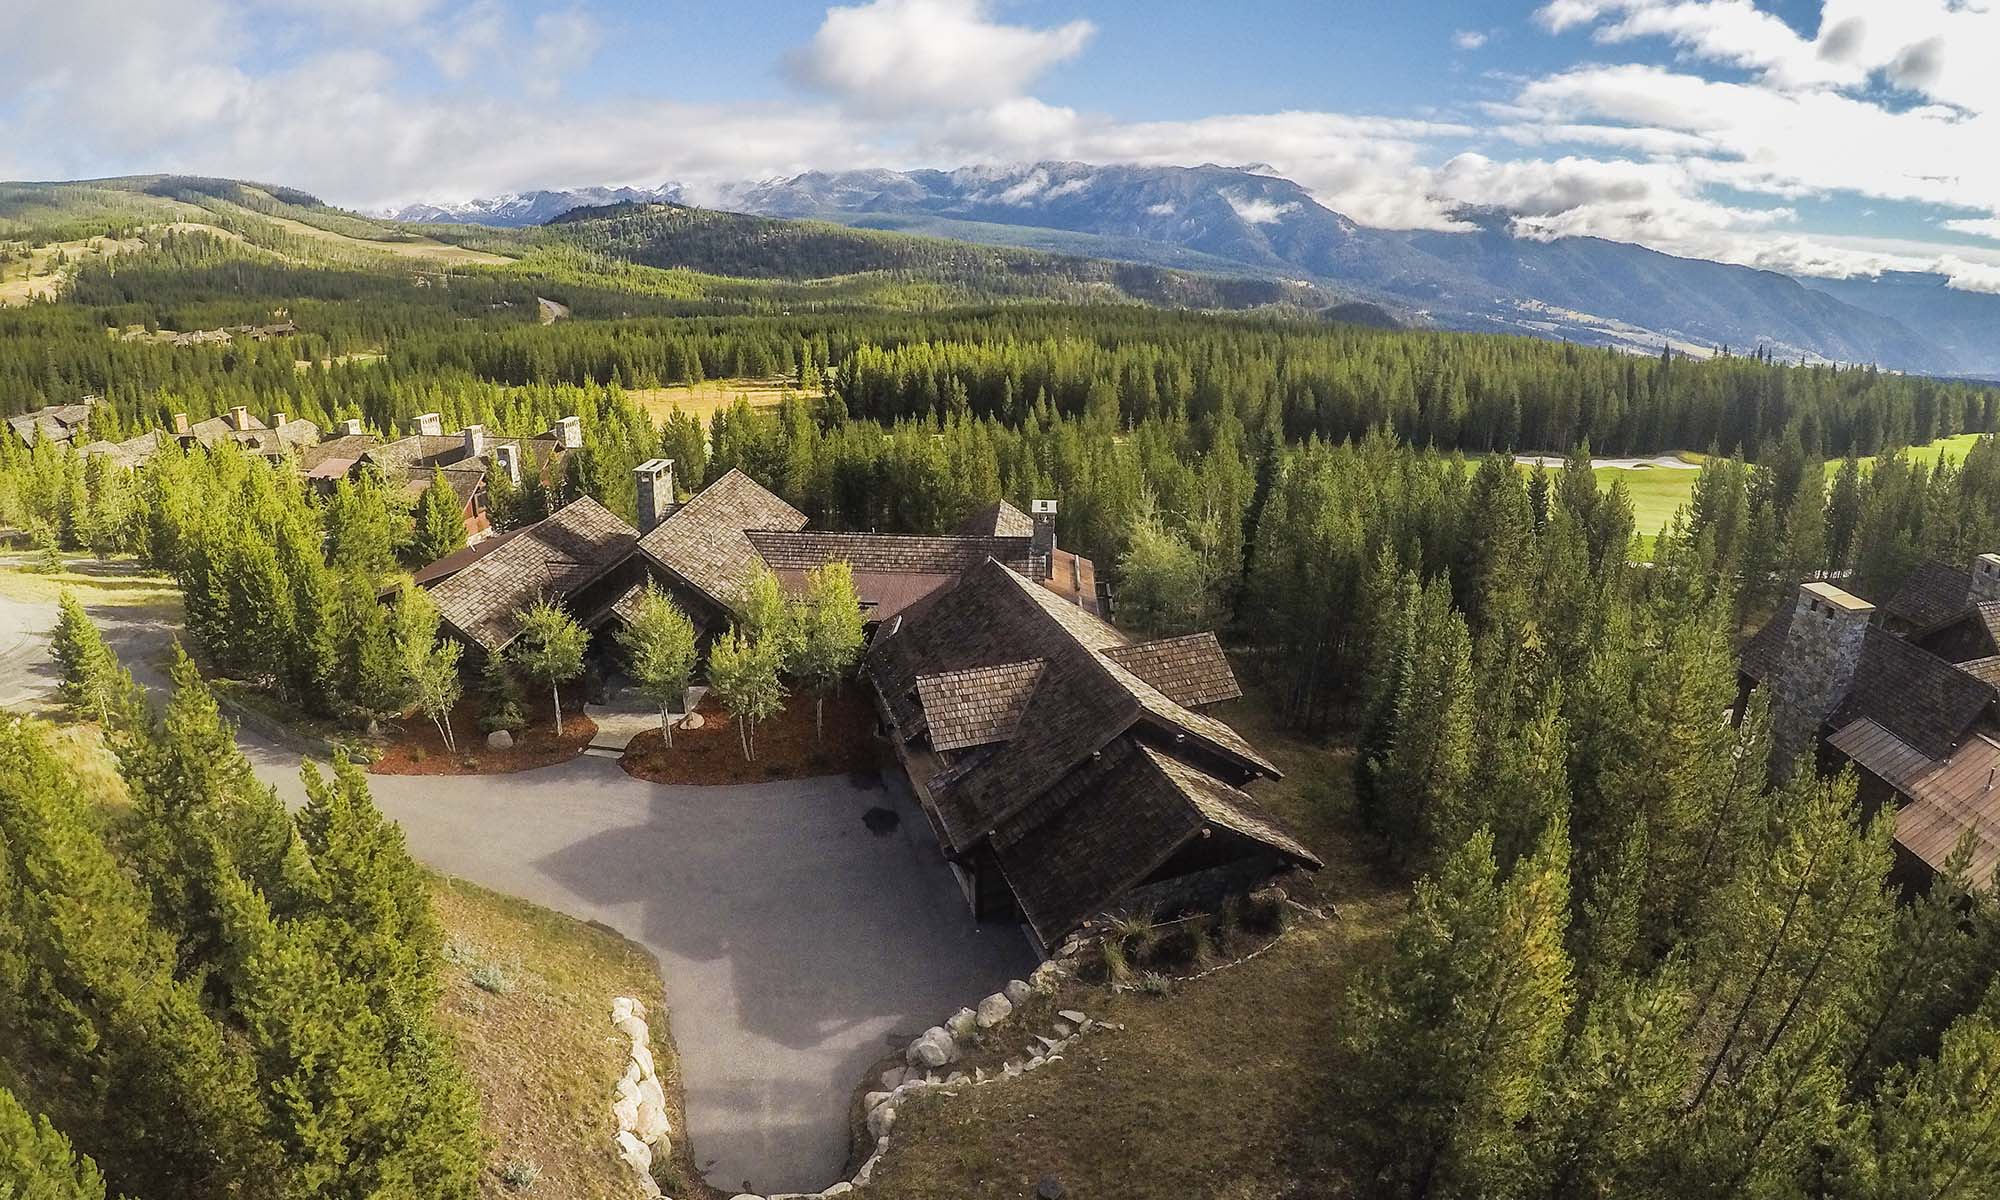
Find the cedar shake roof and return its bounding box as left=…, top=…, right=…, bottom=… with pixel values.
left=774, top=567, right=959, bottom=625
left=746, top=529, right=1033, bottom=575
left=1829, top=627, right=1996, bottom=760
left=915, top=660, right=1047, bottom=751
left=1832, top=719, right=2000, bottom=880
left=78, top=430, right=164, bottom=468
left=409, top=528, right=525, bottom=589
left=1739, top=604, right=1793, bottom=683
left=956, top=500, right=1035, bottom=538
left=868, top=557, right=1278, bottom=855
left=1882, top=559, right=1975, bottom=631
left=1103, top=632, right=1244, bottom=708
left=989, top=740, right=1319, bottom=948
left=187, top=412, right=268, bottom=446
left=300, top=433, right=378, bottom=471
left=1960, top=656, right=2000, bottom=688
left=637, top=469, right=808, bottom=613
left=8, top=401, right=92, bottom=445
left=428, top=496, right=638, bottom=652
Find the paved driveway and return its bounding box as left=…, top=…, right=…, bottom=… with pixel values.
left=2, top=584, right=1034, bottom=1194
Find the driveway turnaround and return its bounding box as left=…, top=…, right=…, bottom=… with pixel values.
left=1, top=586, right=1034, bottom=1195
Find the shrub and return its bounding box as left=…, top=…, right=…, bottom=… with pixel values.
left=470, top=962, right=515, bottom=995
left=499, top=1158, right=542, bottom=1191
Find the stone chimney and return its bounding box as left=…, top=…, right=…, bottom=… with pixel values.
left=463, top=423, right=486, bottom=460
left=337, top=417, right=365, bottom=436
left=413, top=412, right=443, bottom=437
left=271, top=412, right=287, bottom=431
left=1971, top=553, right=2000, bottom=604
left=1030, top=499, right=1058, bottom=580
left=229, top=405, right=250, bottom=431
left=172, top=412, right=190, bottom=436
left=1772, top=581, right=1875, bottom=769
left=555, top=415, right=583, bottom=450
left=635, top=458, right=676, bottom=534
left=493, top=443, right=521, bottom=485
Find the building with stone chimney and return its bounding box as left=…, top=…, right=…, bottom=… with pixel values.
left=1740, top=557, right=2000, bottom=885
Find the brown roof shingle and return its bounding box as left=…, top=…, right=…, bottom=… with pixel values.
left=915, top=660, right=1047, bottom=751
left=746, top=528, right=1032, bottom=575
left=1830, top=627, right=1996, bottom=760
left=637, top=469, right=807, bottom=613
left=1883, top=559, right=1975, bottom=631
left=428, top=496, right=638, bottom=652
left=955, top=500, right=1035, bottom=538
left=1103, top=633, right=1244, bottom=708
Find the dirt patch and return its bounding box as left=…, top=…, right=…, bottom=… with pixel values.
left=371, top=692, right=596, bottom=776
left=625, top=379, right=794, bottom=425
left=619, top=685, right=886, bottom=786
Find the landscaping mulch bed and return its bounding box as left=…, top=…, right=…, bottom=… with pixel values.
left=370, top=693, right=596, bottom=776
left=619, top=684, right=886, bottom=786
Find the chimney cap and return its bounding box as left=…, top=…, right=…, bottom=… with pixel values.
left=1031, top=499, right=1058, bottom=515
left=1799, top=580, right=1875, bottom=616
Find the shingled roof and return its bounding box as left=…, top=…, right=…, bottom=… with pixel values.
left=986, top=740, right=1319, bottom=948
left=869, top=557, right=1277, bottom=855
left=1831, top=627, right=1997, bottom=760
left=955, top=500, right=1035, bottom=538
left=746, top=529, right=1032, bottom=575
left=915, top=660, right=1046, bottom=751
left=1882, top=559, right=1976, bottom=631
left=428, top=496, right=638, bottom=652
left=1103, top=633, right=1244, bottom=708
left=637, top=468, right=807, bottom=613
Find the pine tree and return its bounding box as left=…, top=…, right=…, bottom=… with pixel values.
left=1841, top=997, right=2000, bottom=1200
left=510, top=600, right=587, bottom=738
left=48, top=590, right=129, bottom=724
left=1371, top=577, right=1477, bottom=866
left=475, top=653, right=527, bottom=735
left=410, top=465, right=466, bottom=564
left=617, top=583, right=698, bottom=747
left=0, top=1082, right=107, bottom=1200
left=1339, top=827, right=1575, bottom=1198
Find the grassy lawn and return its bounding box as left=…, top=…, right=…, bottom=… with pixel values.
left=860, top=686, right=1404, bottom=1200
left=0, top=552, right=182, bottom=606
left=430, top=876, right=703, bottom=1200
left=626, top=378, right=795, bottom=425
left=1842, top=431, right=1986, bottom=474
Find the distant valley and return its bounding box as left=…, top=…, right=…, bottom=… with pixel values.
left=394, top=162, right=2000, bottom=378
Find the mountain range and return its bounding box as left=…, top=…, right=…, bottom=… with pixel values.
left=392, top=162, right=2000, bottom=378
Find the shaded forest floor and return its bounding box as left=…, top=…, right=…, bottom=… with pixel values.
left=859, top=682, right=1408, bottom=1200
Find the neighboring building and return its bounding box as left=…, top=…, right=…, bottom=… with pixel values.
left=1740, top=559, right=2000, bottom=885
left=302, top=412, right=582, bottom=543
left=864, top=557, right=1318, bottom=955
left=77, top=430, right=167, bottom=470
left=7, top=398, right=97, bottom=447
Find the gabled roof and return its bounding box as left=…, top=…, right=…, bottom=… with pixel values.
left=187, top=412, right=268, bottom=446
left=637, top=468, right=807, bottom=613
left=988, top=740, right=1319, bottom=948
left=428, top=496, right=638, bottom=652
left=1882, top=559, right=1975, bottom=631
left=915, top=660, right=1046, bottom=751
left=1917, top=601, right=2000, bottom=663
left=78, top=430, right=164, bottom=468
left=1960, top=656, right=2000, bottom=688
left=1103, top=632, right=1243, bottom=708
left=868, top=557, right=1277, bottom=854
left=955, top=499, right=1035, bottom=538
left=1830, top=627, right=1996, bottom=760
left=300, top=433, right=379, bottom=472
left=7, top=402, right=92, bottom=445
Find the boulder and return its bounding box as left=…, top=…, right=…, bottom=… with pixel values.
left=822, top=1184, right=857, bottom=1197
left=630, top=1041, right=656, bottom=1078
left=1037, top=1175, right=1068, bottom=1200
left=486, top=729, right=513, bottom=750
left=615, top=1129, right=652, bottom=1173
left=1029, top=960, right=1069, bottom=992
left=945, top=1006, right=979, bottom=1038
left=1052, top=1021, right=1073, bottom=1038
left=879, top=1066, right=907, bottom=1090
left=866, top=1098, right=898, bottom=1139
left=612, top=1092, right=640, bottom=1132
left=976, top=993, right=1014, bottom=1028
left=1057, top=1009, right=1088, bottom=1024
left=864, top=1090, right=892, bottom=1112
left=612, top=996, right=638, bottom=1023
left=637, top=1076, right=667, bottom=1114
left=634, top=1099, right=671, bottom=1143
left=1004, top=978, right=1033, bottom=1006
left=907, top=1027, right=957, bottom=1068
left=615, top=1015, right=650, bottom=1043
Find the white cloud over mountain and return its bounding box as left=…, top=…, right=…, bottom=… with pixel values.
left=5, top=0, right=2000, bottom=289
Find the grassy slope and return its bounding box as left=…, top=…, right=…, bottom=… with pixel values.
left=861, top=688, right=1403, bottom=1200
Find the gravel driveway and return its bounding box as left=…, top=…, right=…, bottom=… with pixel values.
left=2, top=582, right=1033, bottom=1194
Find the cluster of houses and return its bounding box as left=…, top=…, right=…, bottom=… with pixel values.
left=1741, top=557, right=2000, bottom=887
left=10, top=400, right=1317, bottom=954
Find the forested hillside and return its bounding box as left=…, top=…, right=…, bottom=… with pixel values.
left=5, top=173, right=2000, bottom=1200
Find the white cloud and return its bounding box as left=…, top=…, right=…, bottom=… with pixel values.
left=1454, top=30, right=1488, bottom=50
left=1943, top=217, right=2000, bottom=240
left=789, top=0, right=1093, bottom=113
left=1221, top=189, right=1298, bottom=225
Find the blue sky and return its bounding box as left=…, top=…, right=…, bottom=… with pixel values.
left=5, top=1, right=2000, bottom=288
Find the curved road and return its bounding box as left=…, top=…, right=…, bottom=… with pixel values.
left=2, top=584, right=1033, bottom=1195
